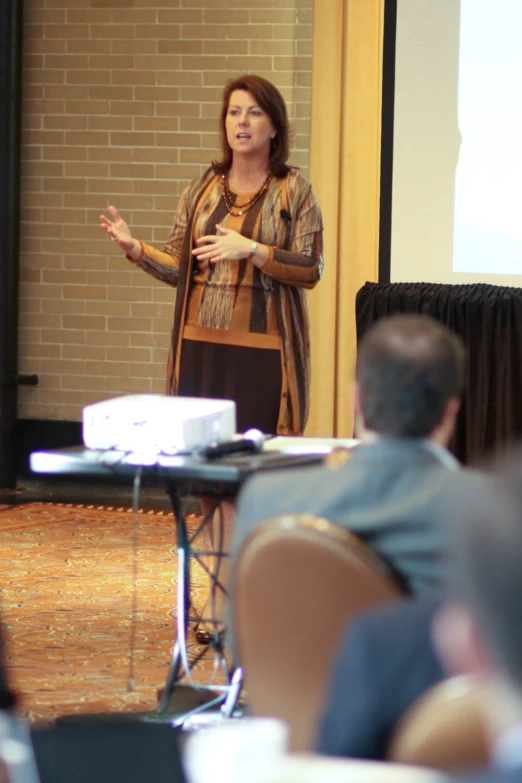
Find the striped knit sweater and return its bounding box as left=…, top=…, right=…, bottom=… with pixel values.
left=132, top=166, right=324, bottom=435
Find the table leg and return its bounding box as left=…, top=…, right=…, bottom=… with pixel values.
left=155, top=484, right=188, bottom=714
left=156, top=641, right=183, bottom=714
left=155, top=483, right=243, bottom=722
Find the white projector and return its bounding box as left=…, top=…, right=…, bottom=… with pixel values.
left=82, top=394, right=236, bottom=453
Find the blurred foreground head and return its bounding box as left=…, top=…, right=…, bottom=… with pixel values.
left=430, top=449, right=522, bottom=760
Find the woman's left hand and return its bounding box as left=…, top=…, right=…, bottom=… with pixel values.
left=192, top=225, right=252, bottom=264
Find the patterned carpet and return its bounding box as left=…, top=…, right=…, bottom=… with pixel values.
left=0, top=502, right=222, bottom=723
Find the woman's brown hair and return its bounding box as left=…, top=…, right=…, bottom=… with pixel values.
left=212, top=74, right=291, bottom=177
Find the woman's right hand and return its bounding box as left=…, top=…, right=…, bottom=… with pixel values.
left=100, top=205, right=141, bottom=260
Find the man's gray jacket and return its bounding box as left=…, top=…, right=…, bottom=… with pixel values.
left=232, top=437, right=464, bottom=595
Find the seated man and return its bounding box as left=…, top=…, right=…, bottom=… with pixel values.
left=232, top=314, right=467, bottom=596
left=314, top=465, right=493, bottom=765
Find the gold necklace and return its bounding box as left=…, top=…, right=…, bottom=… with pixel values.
left=221, top=171, right=272, bottom=217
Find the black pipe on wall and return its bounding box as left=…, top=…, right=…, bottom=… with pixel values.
left=0, top=0, right=24, bottom=489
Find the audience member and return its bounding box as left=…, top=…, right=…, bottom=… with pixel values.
left=232, top=314, right=468, bottom=596
left=432, top=451, right=522, bottom=781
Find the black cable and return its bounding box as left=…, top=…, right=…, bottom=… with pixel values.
left=127, top=466, right=142, bottom=692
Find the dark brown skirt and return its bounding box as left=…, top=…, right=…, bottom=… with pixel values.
left=177, top=339, right=282, bottom=435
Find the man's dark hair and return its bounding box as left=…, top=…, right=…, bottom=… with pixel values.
left=356, top=314, right=465, bottom=438
left=451, top=454, right=522, bottom=690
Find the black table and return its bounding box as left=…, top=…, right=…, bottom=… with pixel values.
left=29, top=443, right=334, bottom=725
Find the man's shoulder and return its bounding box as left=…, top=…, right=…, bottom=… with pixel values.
left=235, top=457, right=355, bottom=526
left=237, top=439, right=448, bottom=504
left=239, top=460, right=333, bottom=502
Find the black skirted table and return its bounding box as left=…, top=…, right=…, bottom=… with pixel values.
left=356, top=281, right=522, bottom=466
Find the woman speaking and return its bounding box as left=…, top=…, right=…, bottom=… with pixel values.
left=100, top=73, right=324, bottom=438
left=100, top=74, right=324, bottom=642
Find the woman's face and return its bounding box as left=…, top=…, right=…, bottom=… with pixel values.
left=225, top=90, right=276, bottom=160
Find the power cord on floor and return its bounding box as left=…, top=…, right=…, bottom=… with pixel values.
left=127, top=467, right=142, bottom=692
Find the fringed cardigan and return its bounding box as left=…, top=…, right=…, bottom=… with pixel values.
left=132, top=166, right=324, bottom=435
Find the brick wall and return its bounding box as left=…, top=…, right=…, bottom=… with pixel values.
left=19, top=0, right=314, bottom=421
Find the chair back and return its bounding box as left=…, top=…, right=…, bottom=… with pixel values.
left=232, top=514, right=406, bottom=751
left=387, top=675, right=489, bottom=771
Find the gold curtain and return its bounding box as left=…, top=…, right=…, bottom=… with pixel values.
left=306, top=0, right=385, bottom=437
